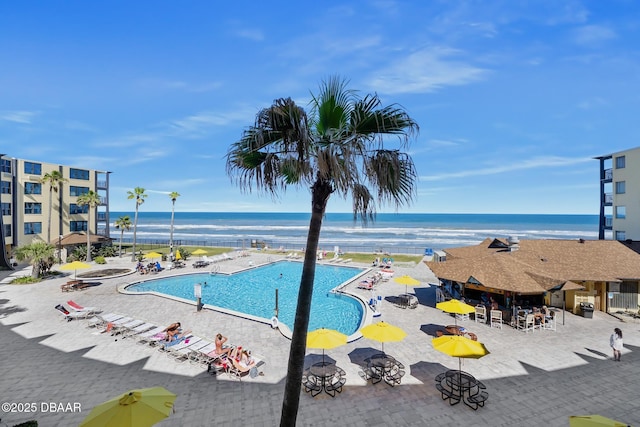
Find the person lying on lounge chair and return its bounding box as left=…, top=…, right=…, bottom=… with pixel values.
left=163, top=322, right=181, bottom=342
left=230, top=348, right=256, bottom=373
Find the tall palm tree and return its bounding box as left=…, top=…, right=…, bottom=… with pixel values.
left=40, top=171, right=67, bottom=244
left=168, top=191, right=180, bottom=258
left=14, top=241, right=55, bottom=278
left=226, top=76, right=418, bottom=426
left=76, top=190, right=101, bottom=262
left=114, top=215, right=132, bottom=257
left=127, top=187, right=148, bottom=261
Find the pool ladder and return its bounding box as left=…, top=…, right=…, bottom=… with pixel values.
left=209, top=265, right=220, bottom=275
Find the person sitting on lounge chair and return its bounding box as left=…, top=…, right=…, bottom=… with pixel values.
left=163, top=322, right=181, bottom=342
left=230, top=347, right=256, bottom=374
left=208, top=333, right=232, bottom=358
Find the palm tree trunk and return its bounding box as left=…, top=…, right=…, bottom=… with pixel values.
left=131, top=204, right=139, bottom=262
left=170, top=200, right=175, bottom=255
left=280, top=179, right=331, bottom=427
left=47, top=187, right=53, bottom=244
left=119, top=230, right=124, bottom=257
left=86, top=209, right=92, bottom=262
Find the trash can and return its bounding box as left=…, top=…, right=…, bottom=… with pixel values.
left=579, top=302, right=594, bottom=318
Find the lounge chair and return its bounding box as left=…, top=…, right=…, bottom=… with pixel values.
left=87, top=313, right=125, bottom=329
left=226, top=350, right=265, bottom=380
left=55, top=304, right=94, bottom=321
left=122, top=322, right=157, bottom=338
left=159, top=331, right=195, bottom=353
left=136, top=327, right=166, bottom=345
left=171, top=338, right=211, bottom=362
left=67, top=300, right=99, bottom=314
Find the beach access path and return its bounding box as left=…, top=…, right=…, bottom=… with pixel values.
left=1, top=252, right=639, bottom=426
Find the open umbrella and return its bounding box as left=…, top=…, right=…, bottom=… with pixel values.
left=79, top=386, right=176, bottom=427
left=143, top=252, right=163, bottom=261
left=360, top=321, right=407, bottom=353
left=59, top=260, right=91, bottom=280
left=307, top=328, right=347, bottom=365
left=394, top=275, right=421, bottom=295
left=569, top=415, right=629, bottom=427
left=432, top=335, right=489, bottom=377
left=192, top=249, right=207, bottom=261
left=436, top=299, right=475, bottom=327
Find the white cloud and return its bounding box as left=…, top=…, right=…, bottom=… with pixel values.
left=367, top=47, right=488, bottom=94
left=0, top=110, right=38, bottom=124
left=577, top=97, right=608, bottom=110
left=420, top=155, right=593, bottom=181
left=572, top=25, right=617, bottom=46
left=235, top=28, right=264, bottom=41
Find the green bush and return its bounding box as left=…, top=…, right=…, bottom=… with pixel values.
left=94, top=255, right=106, bottom=264
left=11, top=276, right=42, bottom=284
left=98, top=244, right=117, bottom=257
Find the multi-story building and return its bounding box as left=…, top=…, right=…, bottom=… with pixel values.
left=595, top=146, right=640, bottom=242
left=0, top=154, right=111, bottom=268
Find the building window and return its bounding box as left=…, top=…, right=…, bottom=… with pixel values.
left=615, top=156, right=626, bottom=169
left=70, top=186, right=89, bottom=197
left=615, top=230, right=626, bottom=241
left=615, top=181, right=626, bottom=194
left=1, top=159, right=10, bottom=173
left=24, top=182, right=42, bottom=194
left=24, top=202, right=42, bottom=214
left=70, top=168, right=90, bottom=180
left=70, top=221, right=88, bottom=232
left=23, top=161, right=42, bottom=175
left=24, top=222, right=42, bottom=235
left=616, top=206, right=626, bottom=219
left=1, top=202, right=10, bottom=216
left=1, top=181, right=10, bottom=194
left=3, top=224, right=11, bottom=237
left=70, top=203, right=89, bottom=214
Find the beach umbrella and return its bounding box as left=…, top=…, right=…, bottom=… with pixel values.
left=360, top=321, right=407, bottom=353
left=436, top=299, right=475, bottom=327
left=307, top=328, right=347, bottom=365
left=569, top=415, right=629, bottom=427
left=394, top=275, right=421, bottom=295
left=143, top=252, right=163, bottom=261
left=59, top=260, right=91, bottom=280
left=192, top=249, right=207, bottom=261
left=175, top=250, right=182, bottom=260
left=79, top=386, right=176, bottom=427
left=432, top=335, right=489, bottom=378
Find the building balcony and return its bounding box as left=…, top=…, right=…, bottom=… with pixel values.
left=603, top=168, right=612, bottom=181
left=97, top=212, right=107, bottom=221
left=96, top=180, right=108, bottom=189
left=604, top=217, right=613, bottom=228
left=604, top=193, right=613, bottom=205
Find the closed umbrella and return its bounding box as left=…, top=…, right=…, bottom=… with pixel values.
left=360, top=321, right=407, bottom=353
left=59, top=260, right=91, bottom=280
left=175, top=250, right=182, bottom=260
left=79, top=386, right=176, bottom=427
left=307, top=328, right=347, bottom=365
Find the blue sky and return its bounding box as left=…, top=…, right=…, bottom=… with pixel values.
left=1, top=1, right=639, bottom=215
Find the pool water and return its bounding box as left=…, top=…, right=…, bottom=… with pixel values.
left=127, top=261, right=366, bottom=336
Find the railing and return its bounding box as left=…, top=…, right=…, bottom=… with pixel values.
left=604, top=193, right=613, bottom=205
left=603, top=168, right=613, bottom=181
left=605, top=217, right=613, bottom=228
left=96, top=180, right=108, bottom=189
left=97, top=213, right=107, bottom=221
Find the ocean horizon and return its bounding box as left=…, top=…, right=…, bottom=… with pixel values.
left=109, top=212, right=600, bottom=255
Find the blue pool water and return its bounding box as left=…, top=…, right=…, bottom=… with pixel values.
left=126, top=261, right=366, bottom=336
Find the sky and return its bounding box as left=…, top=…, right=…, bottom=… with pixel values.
left=1, top=0, right=639, bottom=215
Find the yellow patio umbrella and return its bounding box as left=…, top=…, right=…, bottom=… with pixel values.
left=307, top=328, right=347, bottom=365
left=360, top=321, right=407, bottom=353
left=191, top=248, right=207, bottom=261
left=436, top=299, right=476, bottom=327
left=394, top=275, right=421, bottom=295
left=59, top=260, right=91, bottom=280
left=569, top=415, right=629, bottom=427
left=175, top=250, right=182, bottom=260
left=143, top=252, right=163, bottom=261
left=432, top=335, right=489, bottom=378
left=79, top=386, right=176, bottom=427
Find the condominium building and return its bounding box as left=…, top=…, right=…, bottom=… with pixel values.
left=595, top=146, right=640, bottom=242
left=0, top=154, right=111, bottom=267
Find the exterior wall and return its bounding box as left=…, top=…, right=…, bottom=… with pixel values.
left=609, top=147, right=640, bottom=240
left=0, top=155, right=110, bottom=256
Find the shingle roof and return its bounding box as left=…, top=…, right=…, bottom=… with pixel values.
left=51, top=232, right=113, bottom=246
left=426, top=238, right=640, bottom=294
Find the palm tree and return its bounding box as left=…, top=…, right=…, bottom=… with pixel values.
left=226, top=76, right=418, bottom=426
left=40, top=171, right=67, bottom=244
left=114, top=215, right=132, bottom=257
left=168, top=191, right=180, bottom=258
left=76, top=190, right=101, bottom=262
left=14, top=241, right=56, bottom=278
left=127, top=187, right=148, bottom=261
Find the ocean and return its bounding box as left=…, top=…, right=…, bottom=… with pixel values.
left=109, top=212, right=600, bottom=255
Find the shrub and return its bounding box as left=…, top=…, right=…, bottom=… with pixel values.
left=98, top=245, right=117, bottom=258
left=94, top=256, right=106, bottom=264
left=11, top=276, right=42, bottom=284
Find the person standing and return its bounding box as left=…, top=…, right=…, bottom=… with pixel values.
left=610, top=328, right=623, bottom=361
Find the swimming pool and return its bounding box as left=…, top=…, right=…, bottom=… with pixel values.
left=126, top=261, right=367, bottom=336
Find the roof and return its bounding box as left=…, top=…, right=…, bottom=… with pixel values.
left=51, top=232, right=112, bottom=246
left=426, top=238, right=640, bottom=294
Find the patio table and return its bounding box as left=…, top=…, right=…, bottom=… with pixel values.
left=308, top=362, right=340, bottom=397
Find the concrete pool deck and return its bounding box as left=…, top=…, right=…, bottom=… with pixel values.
left=1, top=252, right=640, bottom=426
